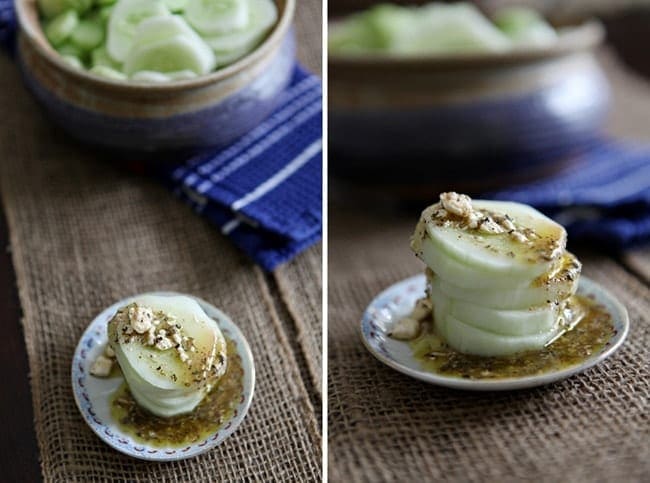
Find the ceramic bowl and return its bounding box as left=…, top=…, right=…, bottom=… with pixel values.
left=15, top=0, right=295, bottom=152
left=329, top=21, right=609, bottom=192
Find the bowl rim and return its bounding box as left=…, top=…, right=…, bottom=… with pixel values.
left=329, top=20, right=604, bottom=71
left=16, top=0, right=295, bottom=92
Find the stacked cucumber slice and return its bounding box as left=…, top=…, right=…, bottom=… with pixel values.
left=107, top=294, right=228, bottom=417
left=37, top=0, right=278, bottom=82
left=409, top=193, right=582, bottom=357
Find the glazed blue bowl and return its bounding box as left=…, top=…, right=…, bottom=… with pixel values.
left=329, top=22, right=609, bottom=194
left=15, top=0, right=295, bottom=152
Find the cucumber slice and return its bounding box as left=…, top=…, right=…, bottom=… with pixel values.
left=421, top=237, right=532, bottom=289
left=202, top=0, right=277, bottom=53
left=394, top=3, right=511, bottom=55
left=360, top=3, right=416, bottom=51
left=107, top=294, right=227, bottom=418
left=60, top=54, right=84, bottom=68
left=132, top=70, right=173, bottom=82
left=430, top=279, right=558, bottom=337
left=38, top=0, right=67, bottom=18
left=213, top=46, right=248, bottom=66
left=38, top=0, right=92, bottom=18
left=70, top=19, right=105, bottom=51
left=91, top=45, right=121, bottom=68
left=44, top=10, right=79, bottom=46
left=433, top=253, right=581, bottom=310
left=131, top=15, right=196, bottom=45
left=99, top=5, right=115, bottom=22
left=328, top=16, right=380, bottom=55
left=493, top=7, right=557, bottom=47
left=440, top=313, right=559, bottom=357
left=167, top=69, right=198, bottom=79
left=184, top=0, right=248, bottom=36
left=107, top=0, right=171, bottom=62
left=131, top=69, right=196, bottom=81
left=89, top=65, right=128, bottom=80
left=163, top=0, right=188, bottom=12
left=414, top=199, right=566, bottom=286
left=57, top=41, right=85, bottom=58
left=124, top=34, right=216, bottom=75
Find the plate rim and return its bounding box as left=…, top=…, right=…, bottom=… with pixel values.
left=360, top=274, right=629, bottom=391
left=71, top=291, right=256, bottom=461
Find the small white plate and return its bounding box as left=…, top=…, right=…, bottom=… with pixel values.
left=72, top=292, right=255, bottom=461
left=360, top=274, right=628, bottom=391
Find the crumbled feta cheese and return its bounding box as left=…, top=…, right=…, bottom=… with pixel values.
left=433, top=208, right=447, bottom=219
left=467, top=211, right=482, bottom=229
left=478, top=218, right=505, bottom=234
left=103, top=345, right=115, bottom=358
left=90, top=355, right=114, bottom=377
left=495, top=215, right=515, bottom=231
left=155, top=337, right=174, bottom=351
left=147, top=327, right=156, bottom=346
left=440, top=192, right=472, bottom=218
left=391, top=317, right=421, bottom=340
left=510, top=231, right=528, bottom=243
left=128, top=305, right=155, bottom=334
left=411, top=298, right=432, bottom=321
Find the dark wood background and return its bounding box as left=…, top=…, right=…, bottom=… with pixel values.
left=2, top=5, right=650, bottom=483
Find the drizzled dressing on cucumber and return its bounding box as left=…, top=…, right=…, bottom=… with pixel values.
left=36, top=0, right=278, bottom=82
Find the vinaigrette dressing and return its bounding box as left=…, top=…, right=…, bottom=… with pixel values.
left=110, top=338, right=244, bottom=447
left=410, top=295, right=615, bottom=379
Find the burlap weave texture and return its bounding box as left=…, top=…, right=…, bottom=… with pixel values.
left=0, top=1, right=323, bottom=480
left=327, top=50, right=650, bottom=483
left=328, top=211, right=649, bottom=482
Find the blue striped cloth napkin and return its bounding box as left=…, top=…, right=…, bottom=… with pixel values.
left=162, top=67, right=322, bottom=270
left=0, top=0, right=322, bottom=270
left=0, top=0, right=15, bottom=52
left=488, top=142, right=650, bottom=249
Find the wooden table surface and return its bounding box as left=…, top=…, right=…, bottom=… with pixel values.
left=2, top=11, right=650, bottom=483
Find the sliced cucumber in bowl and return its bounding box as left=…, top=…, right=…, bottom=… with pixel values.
left=131, top=69, right=198, bottom=82
left=124, top=34, right=216, bottom=75
left=124, top=16, right=216, bottom=75
left=38, top=0, right=93, bottom=19
left=202, top=0, right=277, bottom=53
left=38, top=0, right=280, bottom=81
left=70, top=18, right=105, bottom=51
left=107, top=0, right=171, bottom=62
left=184, top=0, right=249, bottom=36
left=44, top=10, right=79, bottom=46
left=91, top=45, right=122, bottom=69
left=89, top=64, right=128, bottom=80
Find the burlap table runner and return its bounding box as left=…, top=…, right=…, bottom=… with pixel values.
left=328, top=51, right=650, bottom=482
left=0, top=1, right=322, bottom=480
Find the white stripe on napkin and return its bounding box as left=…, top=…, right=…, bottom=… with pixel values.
left=197, top=99, right=321, bottom=193
left=172, top=76, right=319, bottom=181
left=197, top=81, right=321, bottom=176
left=231, top=138, right=322, bottom=210
left=220, top=138, right=322, bottom=234
left=221, top=218, right=241, bottom=234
